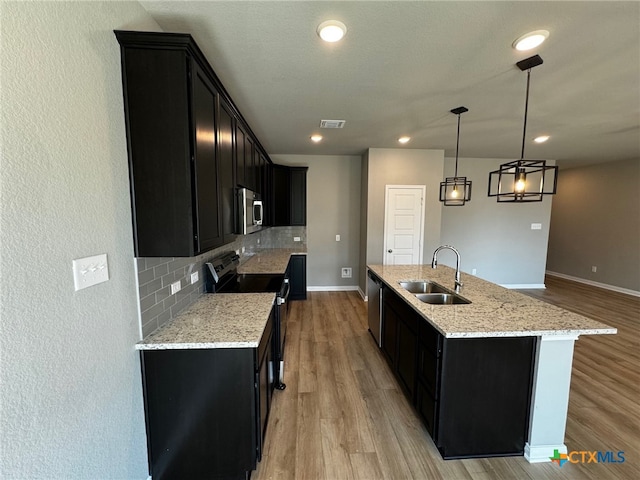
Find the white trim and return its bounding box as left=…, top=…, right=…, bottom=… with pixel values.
left=383, top=185, right=426, bottom=265
left=307, top=285, right=359, bottom=292
left=546, top=270, right=640, bottom=297
left=524, top=443, right=567, bottom=463
left=500, top=283, right=546, bottom=289
left=358, top=287, right=367, bottom=301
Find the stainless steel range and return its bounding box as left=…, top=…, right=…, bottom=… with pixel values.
left=206, top=252, right=290, bottom=390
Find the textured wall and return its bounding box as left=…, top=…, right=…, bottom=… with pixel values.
left=439, top=157, right=554, bottom=286
left=547, top=158, right=640, bottom=292
left=1, top=2, right=159, bottom=478
left=272, top=155, right=361, bottom=287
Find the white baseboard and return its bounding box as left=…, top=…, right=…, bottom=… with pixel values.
left=358, top=287, right=367, bottom=301
left=500, top=284, right=546, bottom=289
left=307, top=285, right=359, bottom=292
left=546, top=271, right=640, bottom=297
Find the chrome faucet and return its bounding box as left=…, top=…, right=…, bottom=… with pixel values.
left=431, top=245, right=463, bottom=293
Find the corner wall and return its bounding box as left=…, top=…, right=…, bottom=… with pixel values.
left=546, top=158, right=640, bottom=292
left=1, top=2, right=159, bottom=478
left=361, top=148, right=445, bottom=292
left=439, top=157, right=553, bottom=286
left=272, top=154, right=361, bottom=288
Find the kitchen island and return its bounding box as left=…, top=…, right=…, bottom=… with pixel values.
left=367, top=264, right=616, bottom=463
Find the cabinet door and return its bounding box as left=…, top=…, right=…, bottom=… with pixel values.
left=381, top=301, right=398, bottom=366
left=272, top=165, right=290, bottom=226
left=245, top=134, right=255, bottom=191
left=396, top=314, right=417, bottom=401
left=236, top=123, right=246, bottom=188
left=288, top=255, right=307, bottom=300
left=141, top=349, right=255, bottom=479
left=290, top=167, right=307, bottom=226
left=191, top=62, right=223, bottom=252
left=218, top=98, right=236, bottom=244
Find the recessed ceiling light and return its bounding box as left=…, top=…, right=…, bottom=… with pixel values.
left=310, top=134, right=323, bottom=143
left=534, top=135, right=550, bottom=143
left=512, top=30, right=549, bottom=51
left=317, top=20, right=347, bottom=43
left=398, top=136, right=411, bottom=144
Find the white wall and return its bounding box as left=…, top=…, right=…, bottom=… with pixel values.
left=1, top=2, right=159, bottom=478
left=272, top=154, right=361, bottom=287
left=439, top=157, right=554, bottom=286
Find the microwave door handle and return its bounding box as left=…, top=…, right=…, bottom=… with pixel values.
left=256, top=201, right=263, bottom=226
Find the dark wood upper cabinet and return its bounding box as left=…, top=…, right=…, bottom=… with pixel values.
left=115, top=30, right=273, bottom=256
left=218, top=98, right=236, bottom=245
left=290, top=167, right=307, bottom=226
left=191, top=63, right=223, bottom=253
left=271, top=165, right=307, bottom=226
left=235, top=122, right=246, bottom=189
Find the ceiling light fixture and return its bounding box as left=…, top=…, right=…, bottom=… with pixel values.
left=440, top=106, right=472, bottom=206
left=398, top=136, right=411, bottom=144
left=512, top=30, right=549, bottom=51
left=488, top=55, right=558, bottom=202
left=534, top=135, right=550, bottom=143
left=310, top=134, right=323, bottom=143
left=317, top=20, right=347, bottom=43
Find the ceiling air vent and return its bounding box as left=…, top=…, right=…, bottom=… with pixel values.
left=319, top=119, right=346, bottom=129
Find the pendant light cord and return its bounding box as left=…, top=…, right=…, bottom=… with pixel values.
left=454, top=113, right=461, bottom=177
left=521, top=69, right=531, bottom=160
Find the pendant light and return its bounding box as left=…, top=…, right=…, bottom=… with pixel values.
left=439, top=106, right=472, bottom=206
left=488, top=55, right=558, bottom=202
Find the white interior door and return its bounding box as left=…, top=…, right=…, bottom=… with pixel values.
left=383, top=186, right=425, bottom=265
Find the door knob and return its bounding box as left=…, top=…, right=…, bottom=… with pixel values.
left=388, top=249, right=392, bottom=253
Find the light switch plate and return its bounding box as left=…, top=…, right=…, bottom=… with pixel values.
left=191, top=271, right=199, bottom=284
left=171, top=281, right=181, bottom=295
left=336, top=234, right=341, bottom=241
left=72, top=254, right=109, bottom=291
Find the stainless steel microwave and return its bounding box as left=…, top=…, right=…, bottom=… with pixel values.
left=237, top=188, right=263, bottom=235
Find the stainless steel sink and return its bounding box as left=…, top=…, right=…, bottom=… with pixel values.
left=415, top=293, right=472, bottom=305
left=399, top=281, right=449, bottom=294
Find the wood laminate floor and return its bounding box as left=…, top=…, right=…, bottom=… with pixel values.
left=254, top=277, right=640, bottom=480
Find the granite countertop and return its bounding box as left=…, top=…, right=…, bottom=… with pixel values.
left=238, top=248, right=307, bottom=275
left=136, top=292, right=275, bottom=350
left=368, top=264, right=617, bottom=339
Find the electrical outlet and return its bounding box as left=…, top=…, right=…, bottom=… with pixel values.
left=591, top=266, right=597, bottom=273
left=72, top=254, right=109, bottom=291
left=341, top=267, right=352, bottom=278
left=171, top=281, right=181, bottom=295
left=294, top=236, right=301, bottom=242
left=472, top=268, right=477, bottom=275
left=191, top=271, right=199, bottom=284
left=531, top=223, right=542, bottom=230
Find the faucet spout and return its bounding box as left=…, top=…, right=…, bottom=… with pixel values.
left=431, top=245, right=463, bottom=293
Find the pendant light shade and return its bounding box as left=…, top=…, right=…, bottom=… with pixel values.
left=440, top=106, right=472, bottom=206
left=488, top=55, right=558, bottom=202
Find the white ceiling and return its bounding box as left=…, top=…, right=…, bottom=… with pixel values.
left=140, top=1, right=640, bottom=169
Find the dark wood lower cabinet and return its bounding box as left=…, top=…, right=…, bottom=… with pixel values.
left=288, top=254, right=307, bottom=300
left=381, top=289, right=535, bottom=459
left=140, top=309, right=275, bottom=479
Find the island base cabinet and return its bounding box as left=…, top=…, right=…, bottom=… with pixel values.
left=436, top=337, right=535, bottom=459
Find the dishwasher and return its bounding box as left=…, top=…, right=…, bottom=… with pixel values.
left=367, top=270, right=383, bottom=347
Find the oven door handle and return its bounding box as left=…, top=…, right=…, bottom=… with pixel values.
left=278, top=278, right=291, bottom=305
